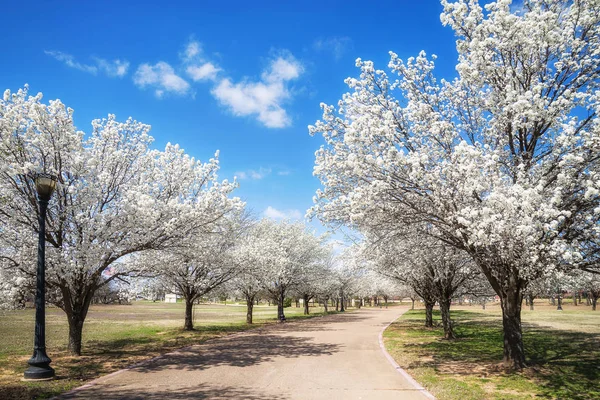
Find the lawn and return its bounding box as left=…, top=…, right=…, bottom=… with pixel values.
left=0, top=301, right=329, bottom=400
left=384, top=302, right=600, bottom=400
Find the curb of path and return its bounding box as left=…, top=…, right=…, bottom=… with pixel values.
left=378, top=312, right=437, bottom=400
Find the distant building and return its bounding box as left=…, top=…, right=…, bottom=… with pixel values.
left=165, top=293, right=178, bottom=303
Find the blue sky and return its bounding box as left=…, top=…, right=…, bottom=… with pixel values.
left=2, top=0, right=460, bottom=234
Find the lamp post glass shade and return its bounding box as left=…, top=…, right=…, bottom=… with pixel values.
left=34, top=173, right=57, bottom=200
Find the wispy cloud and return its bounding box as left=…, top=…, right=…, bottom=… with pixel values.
left=211, top=53, right=303, bottom=128
left=235, top=167, right=272, bottom=180
left=313, top=37, right=352, bottom=60
left=182, top=40, right=221, bottom=82
left=133, top=62, right=190, bottom=98
left=94, top=57, right=130, bottom=77
left=187, top=63, right=220, bottom=82
left=45, top=50, right=129, bottom=77
left=263, top=206, right=302, bottom=221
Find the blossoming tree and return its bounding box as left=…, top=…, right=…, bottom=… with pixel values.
left=0, top=86, right=241, bottom=354
left=249, top=219, right=326, bottom=322
left=309, top=0, right=600, bottom=368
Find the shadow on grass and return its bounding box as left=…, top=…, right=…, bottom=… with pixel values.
left=395, top=310, right=600, bottom=400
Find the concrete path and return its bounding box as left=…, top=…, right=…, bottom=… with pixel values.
left=60, top=307, right=432, bottom=400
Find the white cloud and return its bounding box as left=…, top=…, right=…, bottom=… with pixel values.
left=313, top=37, right=352, bottom=60
left=181, top=40, right=221, bottom=82
left=211, top=54, right=303, bottom=128
left=187, top=63, right=220, bottom=82
left=183, top=41, right=201, bottom=61
left=263, top=206, right=303, bottom=221
left=133, top=62, right=190, bottom=97
left=94, top=57, right=129, bottom=77
left=235, top=167, right=272, bottom=180
left=45, top=50, right=97, bottom=74
left=45, top=50, right=129, bottom=77
left=277, top=169, right=291, bottom=176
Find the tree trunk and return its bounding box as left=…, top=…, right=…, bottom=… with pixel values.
left=184, top=297, right=194, bottom=330
left=67, top=314, right=85, bottom=356
left=528, top=293, right=534, bottom=311
left=425, top=301, right=434, bottom=327
left=277, top=290, right=286, bottom=322
left=246, top=295, right=254, bottom=324
left=323, top=297, right=328, bottom=312
left=482, top=301, right=486, bottom=310
left=411, top=299, right=415, bottom=310
left=62, top=285, right=94, bottom=356
left=384, top=296, right=388, bottom=308
left=500, top=288, right=526, bottom=369
left=557, top=294, right=563, bottom=311
left=303, top=294, right=310, bottom=315
left=439, top=298, right=455, bottom=339
left=590, top=290, right=598, bottom=311
left=340, top=295, right=345, bottom=312
left=550, top=295, right=555, bottom=305
left=295, top=298, right=300, bottom=308
left=573, top=292, right=577, bottom=306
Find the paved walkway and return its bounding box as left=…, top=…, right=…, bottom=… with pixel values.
left=60, top=307, right=432, bottom=400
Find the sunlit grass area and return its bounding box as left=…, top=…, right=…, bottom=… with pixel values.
left=0, top=301, right=329, bottom=399
left=384, top=303, right=600, bottom=400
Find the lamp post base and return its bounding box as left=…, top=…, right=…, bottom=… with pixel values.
left=24, top=365, right=55, bottom=380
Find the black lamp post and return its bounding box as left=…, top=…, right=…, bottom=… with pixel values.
left=24, top=173, right=57, bottom=380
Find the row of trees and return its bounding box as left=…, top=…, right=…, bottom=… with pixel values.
left=309, top=0, right=600, bottom=369
left=0, top=85, right=407, bottom=357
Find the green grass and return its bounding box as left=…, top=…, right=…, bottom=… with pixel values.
left=0, top=301, right=332, bottom=400
left=384, top=304, right=600, bottom=400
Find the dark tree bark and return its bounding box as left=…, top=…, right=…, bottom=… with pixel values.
left=500, top=288, right=525, bottom=368
left=425, top=301, right=434, bottom=328
left=590, top=289, right=599, bottom=311
left=411, top=298, right=415, bottom=310
left=340, top=294, right=345, bottom=312
left=184, top=297, right=195, bottom=330
left=476, top=261, right=527, bottom=369
left=323, top=296, right=329, bottom=312
left=277, top=290, right=286, bottom=322
left=528, top=293, right=535, bottom=311
left=383, top=296, right=388, bottom=308
left=557, top=293, right=563, bottom=311
left=573, top=292, right=578, bottom=306
left=60, top=285, right=94, bottom=356
left=335, top=298, right=339, bottom=311
left=246, top=294, right=255, bottom=324
left=295, top=298, right=300, bottom=308
left=439, top=298, right=455, bottom=339
left=303, top=294, right=310, bottom=315
left=67, top=313, right=85, bottom=356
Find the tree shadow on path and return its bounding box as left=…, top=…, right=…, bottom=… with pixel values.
left=61, top=383, right=288, bottom=400
left=130, top=332, right=341, bottom=372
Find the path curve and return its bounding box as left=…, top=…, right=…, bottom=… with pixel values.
left=59, top=307, right=432, bottom=400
